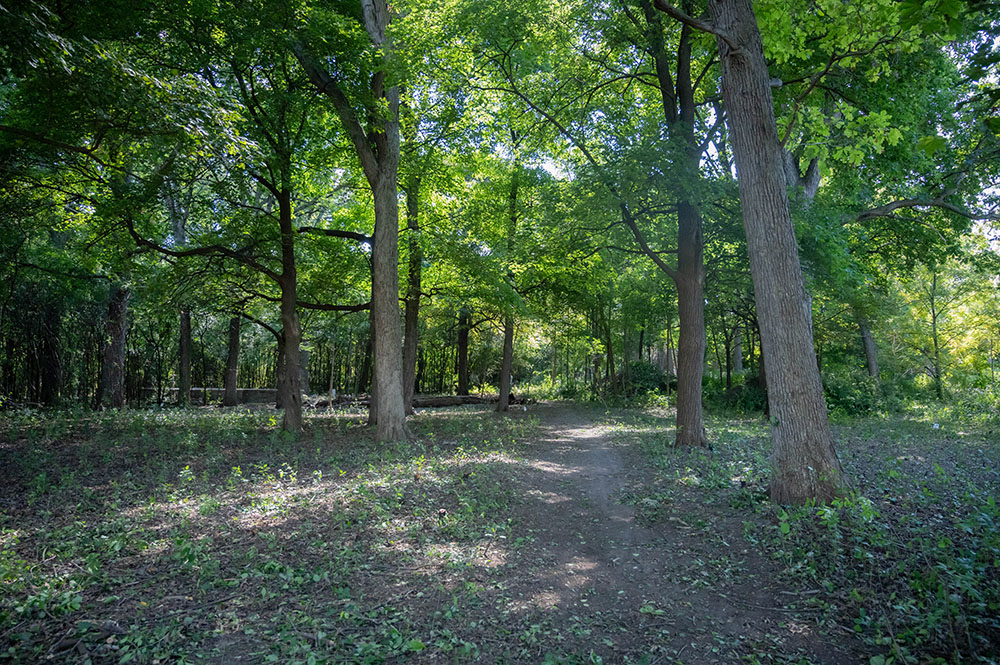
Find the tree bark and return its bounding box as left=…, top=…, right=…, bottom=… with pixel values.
left=733, top=326, right=744, bottom=374
left=457, top=306, right=471, bottom=395
left=709, top=0, right=843, bottom=504
left=402, top=175, right=422, bottom=415
left=39, top=304, right=61, bottom=406
left=639, top=3, right=707, bottom=446
left=857, top=317, right=879, bottom=379
left=224, top=316, right=240, bottom=406
left=275, top=334, right=286, bottom=409
left=294, top=2, right=407, bottom=441
left=101, top=284, right=129, bottom=409
left=674, top=202, right=707, bottom=445
left=277, top=189, right=303, bottom=431
left=497, top=161, right=520, bottom=413
left=496, top=315, right=514, bottom=412
left=179, top=309, right=192, bottom=406
left=930, top=272, right=943, bottom=400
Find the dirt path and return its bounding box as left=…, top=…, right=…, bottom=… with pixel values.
left=495, top=403, right=859, bottom=664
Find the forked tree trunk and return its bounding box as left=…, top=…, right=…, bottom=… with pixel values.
left=179, top=309, right=192, bottom=406
left=294, top=1, right=407, bottom=441
left=457, top=307, right=470, bottom=395
left=709, top=0, right=843, bottom=504
left=101, top=284, right=129, bottom=409
left=224, top=316, right=240, bottom=406
left=496, top=315, right=514, bottom=412
left=402, top=176, right=422, bottom=415
left=639, top=3, right=707, bottom=446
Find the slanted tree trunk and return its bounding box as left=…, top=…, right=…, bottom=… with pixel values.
left=496, top=315, right=514, bottom=412
left=402, top=175, right=422, bottom=415
left=857, top=316, right=879, bottom=379
left=101, top=284, right=129, bottom=409
left=457, top=307, right=470, bottom=395
left=224, top=316, right=240, bottom=406
left=709, top=0, right=843, bottom=504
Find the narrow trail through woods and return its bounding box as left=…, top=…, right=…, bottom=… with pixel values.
left=497, top=403, right=856, bottom=663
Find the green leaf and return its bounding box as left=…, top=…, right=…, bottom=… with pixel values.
left=916, top=135, right=947, bottom=156
left=406, top=639, right=426, bottom=652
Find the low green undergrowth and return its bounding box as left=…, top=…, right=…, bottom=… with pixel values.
left=616, top=406, right=1000, bottom=664
left=0, top=405, right=538, bottom=664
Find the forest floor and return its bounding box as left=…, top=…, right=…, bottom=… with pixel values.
left=0, top=401, right=997, bottom=664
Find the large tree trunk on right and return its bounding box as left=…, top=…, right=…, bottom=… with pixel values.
left=496, top=315, right=514, bottom=412
left=224, top=316, right=240, bottom=406
left=709, top=0, right=843, bottom=504
left=457, top=306, right=470, bottom=395
left=101, top=284, right=129, bottom=409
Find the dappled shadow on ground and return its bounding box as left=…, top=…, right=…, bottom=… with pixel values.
left=9, top=403, right=982, bottom=663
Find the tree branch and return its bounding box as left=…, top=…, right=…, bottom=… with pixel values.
left=293, top=42, right=379, bottom=183
left=298, top=226, right=372, bottom=244
left=652, top=0, right=739, bottom=52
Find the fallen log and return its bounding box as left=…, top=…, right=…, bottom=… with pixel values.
left=308, top=394, right=521, bottom=409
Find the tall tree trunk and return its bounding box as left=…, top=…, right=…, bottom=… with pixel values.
left=275, top=334, right=286, bottom=409
left=457, top=306, right=471, bottom=395
left=39, top=304, right=61, bottom=405
left=402, top=175, right=422, bottom=415
left=224, top=316, right=240, bottom=406
left=179, top=309, right=191, bottom=406
left=168, top=186, right=192, bottom=408
left=733, top=326, right=743, bottom=374
left=101, top=284, right=129, bottom=409
left=674, top=203, right=707, bottom=445
left=930, top=273, right=943, bottom=400
left=640, top=3, right=707, bottom=446
left=367, top=294, right=379, bottom=425
left=497, top=161, right=520, bottom=413
left=277, top=189, right=303, bottom=431
left=294, top=2, right=406, bottom=441
left=496, top=315, right=514, bottom=412
left=709, top=0, right=843, bottom=504
left=359, top=323, right=373, bottom=397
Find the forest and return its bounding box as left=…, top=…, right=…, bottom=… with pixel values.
left=0, top=0, right=998, bottom=663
